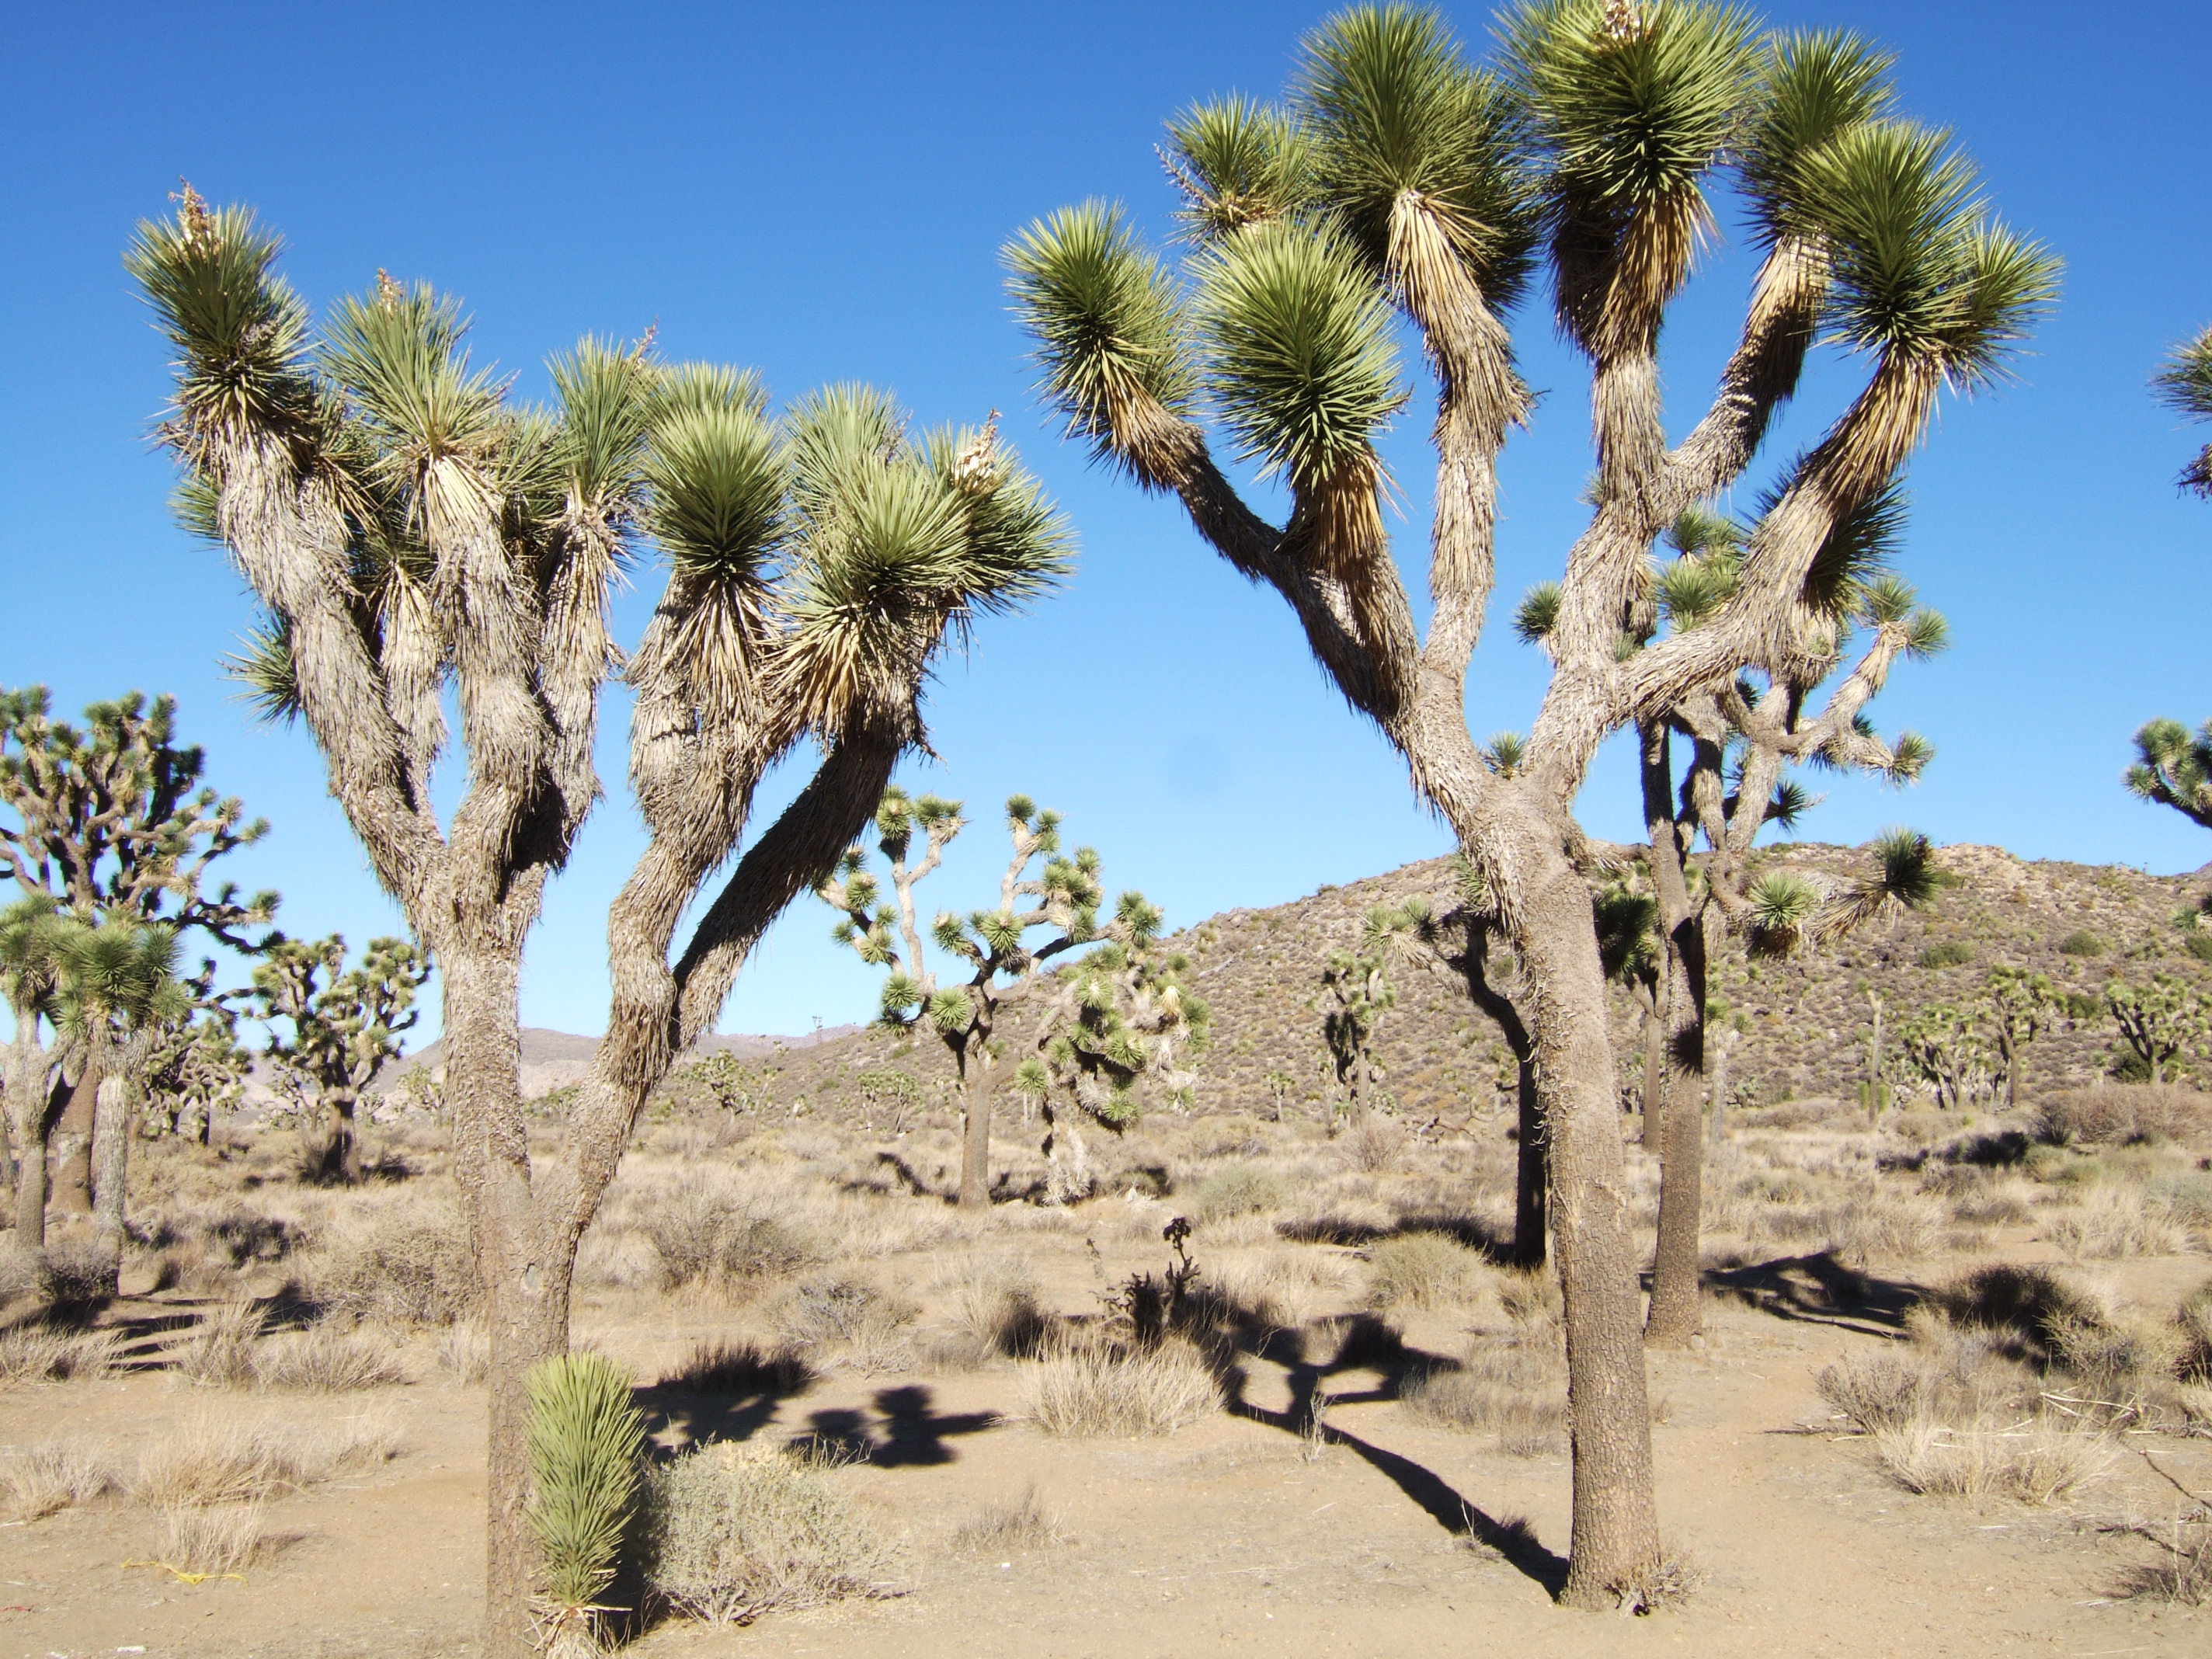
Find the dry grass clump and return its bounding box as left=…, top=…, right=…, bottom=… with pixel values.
left=1187, top=1165, right=1291, bottom=1223
left=0, top=1246, right=49, bottom=1305
left=133, top=1414, right=402, bottom=1508
left=1362, top=1230, right=1485, bottom=1311
left=155, top=1501, right=273, bottom=1576
left=2037, top=1085, right=2212, bottom=1147
left=2, top=1440, right=120, bottom=1519
left=0, top=1322, right=122, bottom=1383
left=639, top=1441, right=888, bottom=1624
left=658, top=1339, right=816, bottom=1396
left=1816, top=1350, right=1935, bottom=1433
left=1340, top=1115, right=1407, bottom=1174
left=253, top=1325, right=406, bottom=1392
left=436, top=1324, right=489, bottom=1384
left=172, top=1301, right=265, bottom=1386
left=2045, top=1184, right=2185, bottom=1260
left=950, top=1484, right=1064, bottom=1553
left=1402, top=1353, right=1567, bottom=1455
left=772, top=1273, right=917, bottom=1375
left=641, top=1174, right=823, bottom=1294
left=2116, top=1515, right=2212, bottom=1605
left=934, top=1261, right=1052, bottom=1368
left=1869, top=1420, right=2112, bottom=1504
left=307, top=1197, right=476, bottom=1326
left=1021, top=1338, right=1221, bottom=1438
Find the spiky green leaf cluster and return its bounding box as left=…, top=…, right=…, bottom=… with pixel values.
left=1735, top=29, right=1896, bottom=245
left=1166, top=96, right=1316, bottom=242
left=523, top=1352, right=645, bottom=1618
left=2127, top=718, right=2212, bottom=831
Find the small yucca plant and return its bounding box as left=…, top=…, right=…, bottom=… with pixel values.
left=526, top=1352, right=645, bottom=1655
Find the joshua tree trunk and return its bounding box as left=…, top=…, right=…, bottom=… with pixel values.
left=90, top=1069, right=131, bottom=1264
left=1495, top=803, right=1660, bottom=1607
left=9, top=1021, right=55, bottom=1246
left=49, top=1070, right=93, bottom=1219
left=1706, top=1024, right=1734, bottom=1153
left=956, top=1043, right=994, bottom=1210
left=1865, top=989, right=1887, bottom=1128
left=1643, top=919, right=1709, bottom=1347
left=1637, top=989, right=1665, bottom=1139
left=306, top=1087, right=365, bottom=1183
left=1453, top=938, right=1544, bottom=1269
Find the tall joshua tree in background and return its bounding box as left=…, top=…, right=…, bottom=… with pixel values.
left=249, top=934, right=430, bottom=1181
left=819, top=790, right=1151, bottom=1207
left=1007, top=2, right=2052, bottom=1598
left=1522, top=485, right=1946, bottom=1343
left=0, top=687, right=273, bottom=1235
left=131, top=197, right=1063, bottom=1655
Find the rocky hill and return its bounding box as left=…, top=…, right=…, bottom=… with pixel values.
left=680, top=841, right=2212, bottom=1130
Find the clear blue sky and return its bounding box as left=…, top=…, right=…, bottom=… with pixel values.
left=3, top=2, right=2206, bottom=1044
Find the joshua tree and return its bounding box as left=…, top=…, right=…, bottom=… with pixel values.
left=2155, top=324, right=2212, bottom=496
left=1984, top=965, right=2057, bottom=1111
left=1894, top=1000, right=1994, bottom=1110
left=248, top=933, right=430, bottom=1181
left=131, top=197, right=1063, bottom=1654
left=2127, top=718, right=2212, bottom=833
left=1023, top=907, right=1209, bottom=1199
left=819, top=790, right=1141, bottom=1206
left=0, top=687, right=275, bottom=1226
left=2105, top=974, right=2210, bottom=1084
left=1008, top=5, right=2050, bottom=1594
left=141, top=1003, right=251, bottom=1143
left=1318, top=901, right=1424, bottom=1123
left=48, top=916, right=190, bottom=1264
left=1523, top=486, right=1946, bottom=1344
left=2, top=896, right=69, bottom=1241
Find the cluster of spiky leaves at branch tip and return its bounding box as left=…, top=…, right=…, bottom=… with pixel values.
left=1740, top=827, right=1941, bottom=960
left=2127, top=718, right=2212, bottom=833
left=2154, top=323, right=2212, bottom=496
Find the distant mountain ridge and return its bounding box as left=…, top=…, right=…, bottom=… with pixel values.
left=381, top=844, right=2212, bottom=1123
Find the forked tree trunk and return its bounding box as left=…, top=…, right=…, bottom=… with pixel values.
left=1487, top=802, right=1659, bottom=1607
left=441, top=944, right=569, bottom=1659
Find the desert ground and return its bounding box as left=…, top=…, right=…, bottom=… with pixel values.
left=5, top=1087, right=2209, bottom=1658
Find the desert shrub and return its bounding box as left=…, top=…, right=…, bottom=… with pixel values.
left=772, top=1274, right=916, bottom=1374
left=2057, top=930, right=2108, bottom=958
left=950, top=1485, right=1063, bottom=1553
left=1363, top=1231, right=1484, bottom=1311
left=639, top=1442, right=886, bottom=1624
left=642, top=1177, right=821, bottom=1292
left=2045, top=1184, right=2183, bottom=1260
left=1816, top=1351, right=1932, bottom=1432
left=526, top=1353, right=645, bottom=1654
left=0, top=1323, right=121, bottom=1384
left=942, top=1264, right=1051, bottom=1364
left=1932, top=1263, right=2109, bottom=1369
left=1188, top=1165, right=1290, bottom=1222
left=1402, top=1333, right=1566, bottom=1455
left=133, top=1415, right=402, bottom=1508
left=157, top=1501, right=270, bottom=1575
left=1341, top=1115, right=1407, bottom=1174
left=310, top=1199, right=477, bottom=1325
left=1870, top=1420, right=2111, bottom=1504
left=253, top=1325, right=406, bottom=1392
left=1021, top=1339, right=1220, bottom=1438
left=1496, top=1266, right=1563, bottom=1330
left=2179, top=1281, right=2212, bottom=1381
left=1918, top=941, right=1975, bottom=969
left=40, top=1242, right=116, bottom=1303
left=2036, top=1086, right=2212, bottom=1146
left=658, top=1339, right=815, bottom=1396
left=2, top=1440, right=119, bottom=1519
left=0, top=1247, right=47, bottom=1305
left=436, top=1325, right=489, bottom=1385
left=172, top=1301, right=265, bottom=1387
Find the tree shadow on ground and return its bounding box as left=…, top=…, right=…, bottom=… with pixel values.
left=1178, top=1287, right=1569, bottom=1598
left=791, top=1384, right=1000, bottom=1466
left=1702, top=1250, right=1922, bottom=1337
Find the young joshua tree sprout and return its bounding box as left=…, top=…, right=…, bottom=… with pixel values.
left=1007, top=2, right=2052, bottom=1601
